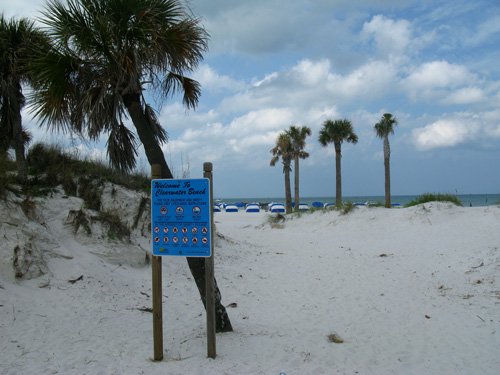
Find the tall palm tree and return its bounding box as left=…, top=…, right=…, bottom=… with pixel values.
left=270, top=132, right=293, bottom=214
left=374, top=113, right=398, bottom=208
left=30, top=0, right=208, bottom=175
left=0, top=15, right=47, bottom=180
left=286, top=125, right=311, bottom=211
left=30, top=0, right=232, bottom=332
left=318, top=119, right=358, bottom=207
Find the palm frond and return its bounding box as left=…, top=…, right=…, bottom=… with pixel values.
left=163, top=72, right=201, bottom=109
left=374, top=113, right=398, bottom=138
left=318, top=118, right=358, bottom=146
left=270, top=132, right=293, bottom=173
left=106, top=122, right=138, bottom=172
left=145, top=104, right=168, bottom=144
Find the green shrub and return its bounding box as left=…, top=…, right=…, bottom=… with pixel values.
left=132, top=196, right=149, bottom=229
left=0, top=153, right=10, bottom=198
left=405, top=193, right=463, bottom=207
left=78, top=176, right=102, bottom=211
left=27, top=143, right=69, bottom=177
left=62, top=174, right=77, bottom=196
left=95, top=211, right=130, bottom=241
left=20, top=197, right=37, bottom=219
left=267, top=213, right=286, bottom=228
left=26, top=143, right=150, bottom=195
left=67, top=209, right=92, bottom=235
left=339, top=201, right=356, bottom=215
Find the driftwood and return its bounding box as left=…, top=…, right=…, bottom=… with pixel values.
left=68, top=275, right=83, bottom=284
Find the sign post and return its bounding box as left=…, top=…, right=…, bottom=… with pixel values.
left=151, top=164, right=216, bottom=359
left=151, top=164, right=163, bottom=361
left=204, top=162, right=216, bottom=359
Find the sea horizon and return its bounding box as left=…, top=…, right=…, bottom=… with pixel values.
left=216, top=193, right=500, bottom=207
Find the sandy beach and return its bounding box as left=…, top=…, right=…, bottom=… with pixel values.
left=1, top=186, right=499, bottom=374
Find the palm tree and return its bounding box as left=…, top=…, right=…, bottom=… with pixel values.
left=318, top=119, right=358, bottom=207
left=0, top=16, right=47, bottom=180
left=30, top=0, right=232, bottom=332
left=30, top=0, right=208, bottom=175
left=270, top=132, right=293, bottom=214
left=374, top=113, right=398, bottom=208
left=286, top=125, right=311, bottom=211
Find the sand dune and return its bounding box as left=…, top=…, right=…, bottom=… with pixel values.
left=1, top=187, right=499, bottom=374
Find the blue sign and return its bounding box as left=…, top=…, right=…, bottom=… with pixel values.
left=151, top=178, right=211, bottom=257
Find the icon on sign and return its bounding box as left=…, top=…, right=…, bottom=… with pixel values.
left=163, top=237, right=169, bottom=243
left=182, top=227, right=188, bottom=234
left=182, top=237, right=188, bottom=244
left=154, top=226, right=160, bottom=233
left=176, top=206, right=184, bottom=215
left=173, top=236, right=178, bottom=244
left=163, top=227, right=168, bottom=233
left=172, top=227, right=178, bottom=234
left=154, top=236, right=160, bottom=243
left=202, top=237, right=208, bottom=244
left=192, top=227, right=198, bottom=234
left=160, top=206, right=168, bottom=215
left=192, top=206, right=201, bottom=215
left=201, top=227, right=208, bottom=234
left=192, top=237, right=198, bottom=244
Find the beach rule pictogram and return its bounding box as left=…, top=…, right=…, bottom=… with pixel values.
left=151, top=178, right=211, bottom=257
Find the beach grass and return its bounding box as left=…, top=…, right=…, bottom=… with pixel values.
left=26, top=143, right=150, bottom=195
left=404, top=193, right=463, bottom=207
left=0, top=153, right=19, bottom=198
left=267, top=213, right=286, bottom=228
left=339, top=201, right=356, bottom=214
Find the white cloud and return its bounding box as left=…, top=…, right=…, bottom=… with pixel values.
left=2, top=0, right=43, bottom=19
left=193, top=65, right=246, bottom=93
left=227, top=108, right=294, bottom=137
left=412, top=119, right=471, bottom=150
left=220, top=58, right=399, bottom=116
left=465, top=15, right=500, bottom=47
left=406, top=61, right=474, bottom=89
left=404, top=60, right=476, bottom=100
left=291, top=59, right=331, bottom=85
left=158, top=103, right=220, bottom=132
left=331, top=60, right=398, bottom=99
left=412, top=111, right=500, bottom=150
left=253, top=72, right=279, bottom=87
left=362, top=15, right=412, bottom=59
left=443, top=87, right=485, bottom=105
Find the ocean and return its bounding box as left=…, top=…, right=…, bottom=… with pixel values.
left=217, top=194, right=500, bottom=208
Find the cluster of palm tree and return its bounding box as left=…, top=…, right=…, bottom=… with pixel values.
left=271, top=114, right=397, bottom=209
left=1, top=0, right=232, bottom=332
left=270, top=125, right=311, bottom=213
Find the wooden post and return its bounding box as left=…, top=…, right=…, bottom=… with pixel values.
left=204, top=162, right=216, bottom=359
left=151, top=164, right=163, bottom=361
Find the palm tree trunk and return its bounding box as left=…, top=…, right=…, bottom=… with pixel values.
left=11, top=92, right=28, bottom=181
left=184, top=258, right=233, bottom=332
left=384, top=136, right=391, bottom=208
left=13, top=122, right=27, bottom=181
left=294, top=157, right=299, bottom=212
left=123, top=92, right=232, bottom=332
left=284, top=166, right=292, bottom=214
left=334, top=143, right=342, bottom=207
left=122, top=93, right=173, bottom=177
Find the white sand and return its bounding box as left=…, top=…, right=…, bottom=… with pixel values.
left=1, top=187, right=499, bottom=374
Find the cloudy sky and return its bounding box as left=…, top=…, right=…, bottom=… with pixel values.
left=4, top=0, right=500, bottom=198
